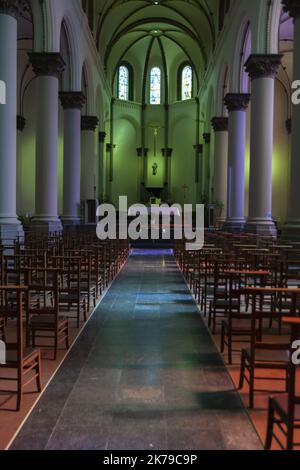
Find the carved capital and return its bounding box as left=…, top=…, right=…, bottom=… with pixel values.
left=0, top=0, right=26, bottom=18
left=282, top=0, right=300, bottom=19
left=99, top=131, right=106, bottom=143
left=17, top=115, right=26, bottom=132
left=194, top=144, right=203, bottom=154
left=81, top=116, right=99, bottom=131
left=203, top=133, right=211, bottom=145
left=28, top=52, right=65, bottom=78
left=224, top=93, right=251, bottom=112
left=106, top=143, right=116, bottom=152
left=211, top=117, right=228, bottom=132
left=59, top=92, right=86, bottom=110
left=137, top=148, right=149, bottom=157
left=162, top=148, right=173, bottom=157
left=245, top=54, right=282, bottom=80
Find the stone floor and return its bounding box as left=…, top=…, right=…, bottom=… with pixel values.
left=10, top=252, right=262, bottom=450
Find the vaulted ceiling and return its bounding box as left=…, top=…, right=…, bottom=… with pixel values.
left=95, top=0, right=219, bottom=93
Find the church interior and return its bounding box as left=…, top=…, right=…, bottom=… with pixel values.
left=0, top=0, right=300, bottom=452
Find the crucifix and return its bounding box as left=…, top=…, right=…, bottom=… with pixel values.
left=148, top=124, right=164, bottom=156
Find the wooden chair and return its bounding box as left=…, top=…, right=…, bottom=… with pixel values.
left=0, top=287, right=42, bottom=411
left=26, top=269, right=69, bottom=361
left=221, top=270, right=271, bottom=364
left=265, top=317, right=300, bottom=450
left=238, top=287, right=297, bottom=409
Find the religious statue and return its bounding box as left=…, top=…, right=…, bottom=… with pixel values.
left=152, top=162, right=158, bottom=176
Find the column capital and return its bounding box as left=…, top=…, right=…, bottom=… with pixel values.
left=211, top=117, right=228, bottom=132
left=99, top=131, right=106, bottom=143
left=203, top=133, right=211, bottom=145
left=224, top=93, right=251, bottom=112
left=136, top=148, right=148, bottom=157
left=286, top=118, right=292, bottom=134
left=194, top=144, right=203, bottom=153
left=59, top=91, right=86, bottom=110
left=245, top=54, right=282, bottom=80
left=17, top=115, right=26, bottom=132
left=0, top=0, right=26, bottom=18
left=161, top=148, right=173, bottom=157
left=28, top=52, right=65, bottom=78
left=282, top=0, right=300, bottom=19
left=81, top=115, right=99, bottom=131
left=106, top=143, right=116, bottom=152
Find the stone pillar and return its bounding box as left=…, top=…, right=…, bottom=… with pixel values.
left=16, top=115, right=26, bottom=216
left=98, top=131, right=106, bottom=202
left=282, top=1, right=300, bottom=239
left=28, top=52, right=65, bottom=233
left=59, top=92, right=86, bottom=226
left=211, top=117, right=229, bottom=224
left=0, top=3, right=24, bottom=242
left=81, top=116, right=98, bottom=201
left=244, top=54, right=282, bottom=236
left=194, top=144, right=203, bottom=204
left=224, top=93, right=250, bottom=231
left=202, top=133, right=211, bottom=201
left=162, top=148, right=173, bottom=199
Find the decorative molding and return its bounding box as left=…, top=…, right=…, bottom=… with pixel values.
left=203, top=133, right=211, bottom=145
left=17, top=115, right=26, bottom=132
left=59, top=92, right=86, bottom=110
left=161, top=148, right=173, bottom=158
left=0, top=0, right=26, bottom=18
left=245, top=54, right=282, bottom=80
left=282, top=0, right=300, bottom=19
left=114, top=99, right=141, bottom=111
left=224, top=93, right=251, bottom=112
left=211, top=117, right=228, bottom=132
left=99, top=131, right=106, bottom=143
left=28, top=53, right=65, bottom=78
left=106, top=143, right=116, bottom=152
left=136, top=148, right=148, bottom=157
left=81, top=116, right=99, bottom=131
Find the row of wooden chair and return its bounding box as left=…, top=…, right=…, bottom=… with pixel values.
left=175, top=232, right=300, bottom=450
left=0, top=235, right=129, bottom=411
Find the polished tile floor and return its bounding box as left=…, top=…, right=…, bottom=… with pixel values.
left=10, top=253, right=262, bottom=450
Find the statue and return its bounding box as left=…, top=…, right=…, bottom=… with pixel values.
left=152, top=162, right=158, bottom=176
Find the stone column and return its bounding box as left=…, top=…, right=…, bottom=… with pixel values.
left=211, top=117, right=229, bottom=224
left=0, top=3, right=23, bottom=242
left=202, top=133, right=211, bottom=201
left=194, top=144, right=203, bottom=204
left=224, top=93, right=250, bottom=231
left=244, top=54, right=282, bottom=236
left=28, top=52, right=65, bottom=233
left=59, top=92, right=86, bottom=226
left=16, top=115, right=26, bottom=216
left=98, top=131, right=106, bottom=202
left=282, top=1, right=300, bottom=239
left=162, top=148, right=173, bottom=200
left=81, top=116, right=99, bottom=201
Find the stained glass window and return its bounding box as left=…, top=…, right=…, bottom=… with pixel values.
left=118, top=65, right=129, bottom=101
left=150, top=67, right=161, bottom=105
left=182, top=65, right=193, bottom=101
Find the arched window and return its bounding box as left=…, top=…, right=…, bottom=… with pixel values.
left=150, top=67, right=161, bottom=105
left=181, top=65, right=193, bottom=100
left=118, top=65, right=129, bottom=101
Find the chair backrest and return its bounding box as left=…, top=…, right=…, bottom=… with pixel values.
left=0, top=287, right=26, bottom=366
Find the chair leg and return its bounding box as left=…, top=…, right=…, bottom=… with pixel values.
left=36, top=352, right=42, bottom=393
left=265, top=399, right=275, bottom=450
left=238, top=351, right=246, bottom=390
left=17, top=368, right=23, bottom=412
left=220, top=322, right=225, bottom=353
